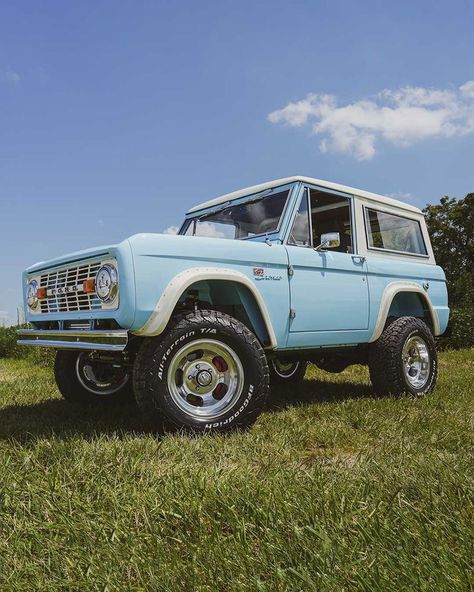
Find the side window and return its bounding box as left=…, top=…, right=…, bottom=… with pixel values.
left=365, top=208, right=427, bottom=255
left=309, top=189, right=353, bottom=253
left=288, top=190, right=311, bottom=247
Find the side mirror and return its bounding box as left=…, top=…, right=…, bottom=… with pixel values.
left=315, top=232, right=340, bottom=251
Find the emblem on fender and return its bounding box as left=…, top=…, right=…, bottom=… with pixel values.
left=253, top=267, right=282, bottom=281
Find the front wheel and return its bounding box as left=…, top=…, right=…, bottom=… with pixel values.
left=133, top=310, right=269, bottom=434
left=368, top=317, right=437, bottom=397
left=54, top=350, right=134, bottom=405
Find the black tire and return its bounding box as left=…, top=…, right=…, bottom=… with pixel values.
left=54, top=350, right=134, bottom=405
left=133, top=310, right=269, bottom=434
left=269, top=358, right=307, bottom=390
left=368, top=316, right=437, bottom=397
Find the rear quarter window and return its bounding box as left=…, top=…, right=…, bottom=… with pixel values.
left=365, top=208, right=427, bottom=256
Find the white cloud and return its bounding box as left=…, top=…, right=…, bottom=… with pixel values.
left=4, top=67, right=20, bottom=85
left=460, top=81, right=474, bottom=99
left=162, top=225, right=179, bottom=235
left=268, top=81, right=474, bottom=160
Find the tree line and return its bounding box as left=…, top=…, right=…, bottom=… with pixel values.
left=423, top=193, right=474, bottom=348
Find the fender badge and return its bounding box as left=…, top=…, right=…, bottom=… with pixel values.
left=253, top=267, right=282, bottom=282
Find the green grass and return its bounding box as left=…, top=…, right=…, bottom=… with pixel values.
left=0, top=351, right=472, bottom=591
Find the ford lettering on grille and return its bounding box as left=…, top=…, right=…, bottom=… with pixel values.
left=38, top=260, right=104, bottom=313
left=47, top=284, right=82, bottom=296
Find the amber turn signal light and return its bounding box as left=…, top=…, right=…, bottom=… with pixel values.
left=83, top=279, right=96, bottom=293
left=37, top=287, right=47, bottom=300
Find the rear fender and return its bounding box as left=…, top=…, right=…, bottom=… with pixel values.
left=369, top=281, right=440, bottom=342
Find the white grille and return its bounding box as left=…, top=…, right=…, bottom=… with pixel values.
left=39, top=261, right=103, bottom=313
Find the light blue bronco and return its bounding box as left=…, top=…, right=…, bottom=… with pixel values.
left=18, top=176, right=450, bottom=433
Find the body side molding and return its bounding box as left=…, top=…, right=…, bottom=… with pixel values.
left=369, top=281, right=440, bottom=342
left=133, top=267, right=278, bottom=348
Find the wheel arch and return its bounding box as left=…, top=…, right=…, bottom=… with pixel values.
left=369, top=282, right=440, bottom=342
left=133, top=267, right=277, bottom=349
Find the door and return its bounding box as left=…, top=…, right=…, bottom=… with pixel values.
left=286, top=187, right=369, bottom=344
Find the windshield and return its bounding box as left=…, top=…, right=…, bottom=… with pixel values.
left=181, top=189, right=290, bottom=239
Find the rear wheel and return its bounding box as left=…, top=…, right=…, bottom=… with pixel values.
left=368, top=316, right=437, bottom=397
left=133, top=310, right=269, bottom=434
left=54, top=350, right=134, bottom=405
left=269, top=359, right=307, bottom=391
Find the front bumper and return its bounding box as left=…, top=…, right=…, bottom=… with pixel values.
left=17, top=329, right=128, bottom=351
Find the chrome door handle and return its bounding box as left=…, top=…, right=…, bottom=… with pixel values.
left=351, top=256, right=366, bottom=264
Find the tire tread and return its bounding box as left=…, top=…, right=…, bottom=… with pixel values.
left=133, top=310, right=269, bottom=433
left=368, top=316, right=437, bottom=397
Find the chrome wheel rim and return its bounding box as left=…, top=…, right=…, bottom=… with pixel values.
left=402, top=336, right=430, bottom=389
left=167, top=339, right=244, bottom=419
left=76, top=353, right=129, bottom=395
left=271, top=359, right=300, bottom=379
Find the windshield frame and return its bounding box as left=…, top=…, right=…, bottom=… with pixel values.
left=179, top=183, right=296, bottom=241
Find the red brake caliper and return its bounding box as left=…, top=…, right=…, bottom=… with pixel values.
left=212, top=356, right=228, bottom=372
left=212, top=356, right=228, bottom=400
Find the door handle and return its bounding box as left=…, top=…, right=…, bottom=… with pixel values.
left=351, top=255, right=366, bottom=264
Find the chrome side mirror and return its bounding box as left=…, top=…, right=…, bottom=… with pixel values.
left=315, top=232, right=340, bottom=251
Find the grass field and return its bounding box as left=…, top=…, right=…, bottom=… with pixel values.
left=0, top=350, right=472, bottom=591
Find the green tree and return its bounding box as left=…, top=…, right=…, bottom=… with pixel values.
left=423, top=193, right=474, bottom=308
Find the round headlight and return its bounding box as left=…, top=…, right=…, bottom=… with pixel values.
left=27, top=280, right=39, bottom=309
left=95, top=264, right=118, bottom=303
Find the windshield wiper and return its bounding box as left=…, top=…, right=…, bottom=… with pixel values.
left=198, top=202, right=235, bottom=222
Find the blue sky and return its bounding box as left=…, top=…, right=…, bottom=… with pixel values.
left=1, top=0, right=473, bottom=325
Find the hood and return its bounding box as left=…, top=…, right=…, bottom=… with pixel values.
left=26, top=243, right=119, bottom=274
left=126, top=232, right=286, bottom=266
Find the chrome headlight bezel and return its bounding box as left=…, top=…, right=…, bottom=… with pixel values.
left=95, top=263, right=119, bottom=303
left=27, top=279, right=39, bottom=309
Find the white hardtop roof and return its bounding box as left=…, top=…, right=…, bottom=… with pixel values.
left=187, top=176, right=422, bottom=215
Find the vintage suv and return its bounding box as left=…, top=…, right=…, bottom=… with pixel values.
left=18, top=176, right=449, bottom=433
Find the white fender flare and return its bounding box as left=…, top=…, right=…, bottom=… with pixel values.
left=369, top=281, right=440, bottom=342
left=133, top=267, right=278, bottom=348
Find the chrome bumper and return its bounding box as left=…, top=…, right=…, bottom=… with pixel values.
left=17, top=329, right=128, bottom=351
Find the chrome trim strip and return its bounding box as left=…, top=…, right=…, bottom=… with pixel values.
left=16, top=329, right=128, bottom=351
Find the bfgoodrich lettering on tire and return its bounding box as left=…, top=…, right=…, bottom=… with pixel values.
left=368, top=316, right=438, bottom=397
left=133, top=310, right=269, bottom=433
